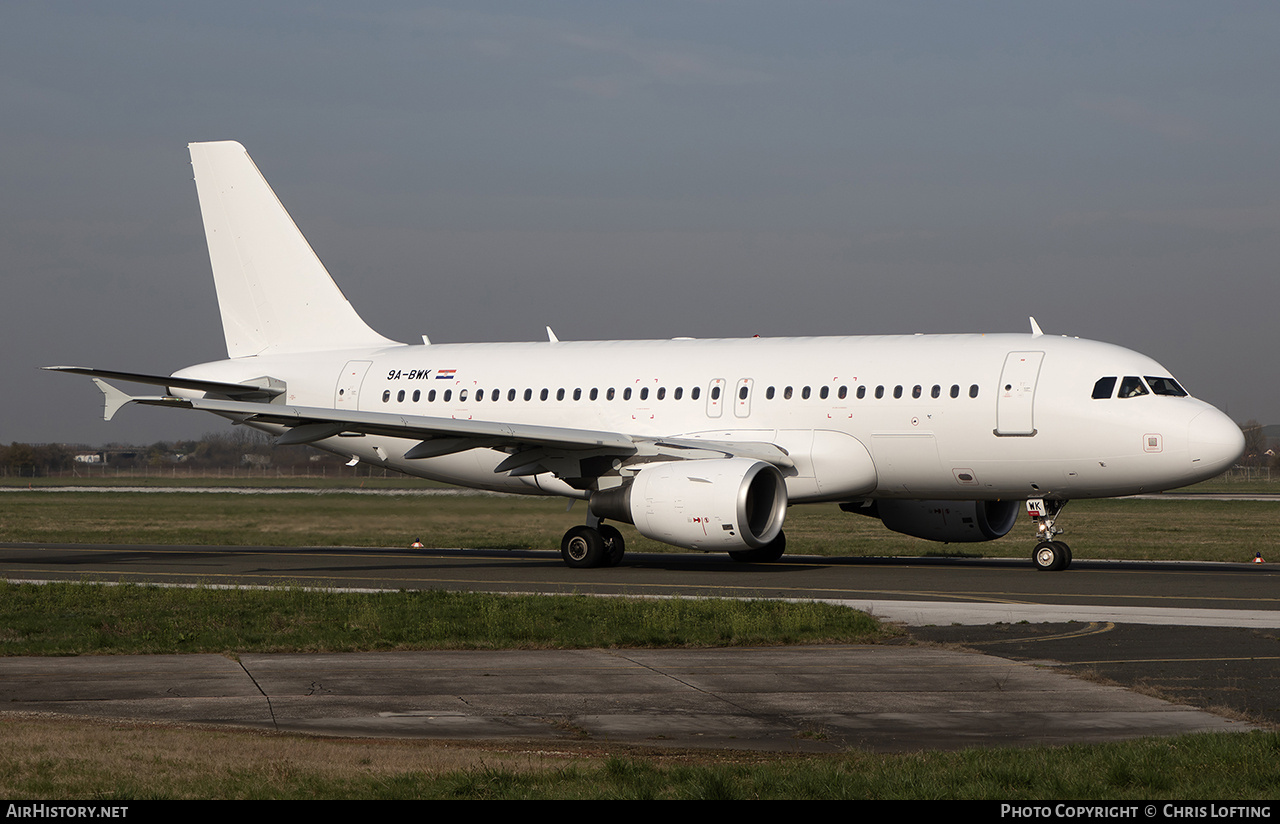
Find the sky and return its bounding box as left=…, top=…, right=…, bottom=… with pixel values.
left=3, top=2, right=1277, bottom=445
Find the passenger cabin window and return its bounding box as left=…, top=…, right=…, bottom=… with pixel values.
left=1118, top=376, right=1149, bottom=398
left=1092, top=377, right=1117, bottom=399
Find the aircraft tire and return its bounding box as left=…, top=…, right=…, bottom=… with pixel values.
left=1056, top=541, right=1073, bottom=570
left=561, top=525, right=607, bottom=569
left=1032, top=540, right=1067, bottom=572
left=728, top=531, right=787, bottom=563
left=599, top=524, right=626, bottom=567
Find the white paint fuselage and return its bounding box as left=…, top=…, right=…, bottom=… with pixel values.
left=175, top=331, right=1243, bottom=505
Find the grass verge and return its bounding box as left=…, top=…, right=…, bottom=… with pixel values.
left=1, top=716, right=1276, bottom=799
left=0, top=491, right=1272, bottom=563
left=0, top=581, right=891, bottom=655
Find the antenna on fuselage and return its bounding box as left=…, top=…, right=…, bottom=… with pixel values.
left=1029, top=317, right=1044, bottom=338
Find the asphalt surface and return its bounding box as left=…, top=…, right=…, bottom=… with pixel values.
left=0, top=646, right=1252, bottom=753
left=2, top=542, right=1278, bottom=751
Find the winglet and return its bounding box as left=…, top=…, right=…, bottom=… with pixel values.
left=91, top=379, right=136, bottom=422
left=1029, top=317, right=1044, bottom=338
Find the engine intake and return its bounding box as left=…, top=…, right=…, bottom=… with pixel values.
left=590, top=458, right=787, bottom=551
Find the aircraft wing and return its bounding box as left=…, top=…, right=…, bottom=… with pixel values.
left=79, top=379, right=794, bottom=476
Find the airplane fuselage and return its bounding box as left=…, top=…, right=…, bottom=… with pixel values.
left=174, top=331, right=1241, bottom=505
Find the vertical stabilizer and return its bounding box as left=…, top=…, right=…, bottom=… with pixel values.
left=188, top=141, right=397, bottom=357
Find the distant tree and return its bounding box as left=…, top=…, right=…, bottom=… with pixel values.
left=6, top=442, right=36, bottom=476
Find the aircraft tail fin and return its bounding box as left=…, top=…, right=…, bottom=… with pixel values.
left=188, top=141, right=397, bottom=358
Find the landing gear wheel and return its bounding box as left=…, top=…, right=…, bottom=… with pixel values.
left=598, top=524, right=626, bottom=567
left=561, top=525, right=607, bottom=569
left=1032, top=540, right=1068, bottom=572
left=728, top=531, right=787, bottom=563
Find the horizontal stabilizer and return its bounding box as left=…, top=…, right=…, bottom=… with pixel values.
left=43, top=366, right=285, bottom=402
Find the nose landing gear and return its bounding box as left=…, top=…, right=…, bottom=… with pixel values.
left=1027, top=498, right=1072, bottom=571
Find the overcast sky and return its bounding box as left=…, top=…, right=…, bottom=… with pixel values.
left=4, top=2, right=1277, bottom=445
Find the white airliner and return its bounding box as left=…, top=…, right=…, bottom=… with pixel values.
left=48, top=141, right=1244, bottom=571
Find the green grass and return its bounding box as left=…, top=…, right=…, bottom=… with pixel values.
left=0, top=581, right=890, bottom=655
left=0, top=717, right=1276, bottom=799
left=0, top=490, right=1272, bottom=563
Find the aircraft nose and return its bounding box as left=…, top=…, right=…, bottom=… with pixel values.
left=1188, top=408, right=1244, bottom=479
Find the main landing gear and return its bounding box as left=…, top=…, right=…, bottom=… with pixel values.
left=1027, top=498, right=1072, bottom=571
left=560, top=519, right=626, bottom=569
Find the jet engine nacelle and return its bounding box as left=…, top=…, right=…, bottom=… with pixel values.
left=852, top=499, right=1021, bottom=543
left=590, top=458, right=787, bottom=551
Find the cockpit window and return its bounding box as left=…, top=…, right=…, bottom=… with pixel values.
left=1144, top=376, right=1188, bottom=397
left=1118, top=376, right=1149, bottom=398
left=1091, top=377, right=1117, bottom=400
